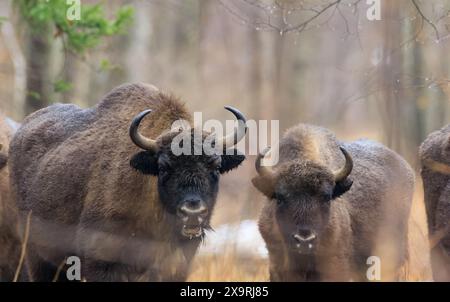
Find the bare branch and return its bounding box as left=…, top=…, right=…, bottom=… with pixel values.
left=282, top=0, right=342, bottom=34
left=217, top=0, right=279, bottom=32
left=411, top=0, right=440, bottom=41
left=217, top=0, right=346, bottom=35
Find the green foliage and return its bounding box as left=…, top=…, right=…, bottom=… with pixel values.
left=16, top=0, right=134, bottom=53
left=27, top=90, right=41, bottom=101
left=16, top=0, right=134, bottom=97
left=99, top=58, right=117, bottom=71
left=53, top=79, right=72, bottom=93
left=0, top=16, right=7, bottom=27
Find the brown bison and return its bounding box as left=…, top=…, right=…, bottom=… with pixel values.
left=252, top=124, right=414, bottom=281
left=9, top=83, right=247, bottom=281
left=0, top=114, right=21, bottom=282
left=419, top=124, right=450, bottom=281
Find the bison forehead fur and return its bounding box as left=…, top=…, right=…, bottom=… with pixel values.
left=419, top=124, right=450, bottom=281
left=253, top=124, right=414, bottom=281
left=8, top=83, right=245, bottom=282
left=276, top=161, right=335, bottom=196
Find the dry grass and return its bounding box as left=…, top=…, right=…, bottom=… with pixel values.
left=401, top=181, right=433, bottom=281
left=13, top=210, right=31, bottom=282
left=188, top=253, right=268, bottom=282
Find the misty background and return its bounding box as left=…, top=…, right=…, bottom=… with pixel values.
left=0, top=0, right=448, bottom=280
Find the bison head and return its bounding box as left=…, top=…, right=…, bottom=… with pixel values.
left=253, top=147, right=353, bottom=255
left=129, top=107, right=246, bottom=240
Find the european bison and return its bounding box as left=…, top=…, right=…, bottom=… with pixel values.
left=9, top=83, right=247, bottom=281
left=419, top=124, right=450, bottom=281
left=252, top=124, right=414, bottom=281
left=0, top=114, right=20, bottom=282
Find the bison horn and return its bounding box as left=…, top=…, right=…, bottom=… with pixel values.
left=333, top=146, right=353, bottom=183
left=216, top=106, right=247, bottom=149
left=255, top=147, right=276, bottom=178
left=129, top=109, right=159, bottom=153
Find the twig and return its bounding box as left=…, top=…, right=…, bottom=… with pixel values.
left=52, top=258, right=67, bottom=282
left=282, top=0, right=342, bottom=34
left=13, top=210, right=32, bottom=282
left=411, top=0, right=440, bottom=41
left=217, top=0, right=279, bottom=32
left=217, top=0, right=344, bottom=35
left=429, top=226, right=449, bottom=249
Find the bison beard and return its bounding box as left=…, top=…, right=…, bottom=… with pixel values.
left=419, top=124, right=450, bottom=281
left=9, top=83, right=246, bottom=281
left=253, top=124, right=414, bottom=281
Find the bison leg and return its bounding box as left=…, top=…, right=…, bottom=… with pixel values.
left=430, top=244, right=450, bottom=281
left=82, top=258, right=149, bottom=282
left=24, top=247, right=60, bottom=282
left=0, top=227, right=21, bottom=282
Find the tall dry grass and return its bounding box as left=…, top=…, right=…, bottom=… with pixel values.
left=188, top=253, right=268, bottom=282
left=401, top=181, right=433, bottom=281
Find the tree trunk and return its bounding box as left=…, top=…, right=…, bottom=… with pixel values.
left=379, top=0, right=402, bottom=153
left=0, top=0, right=26, bottom=119
left=25, top=30, right=52, bottom=115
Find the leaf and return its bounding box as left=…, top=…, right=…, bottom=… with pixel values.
left=99, top=59, right=112, bottom=71
left=27, top=91, right=41, bottom=100
left=54, top=79, right=73, bottom=93
left=15, top=0, right=134, bottom=54
left=0, top=16, right=8, bottom=27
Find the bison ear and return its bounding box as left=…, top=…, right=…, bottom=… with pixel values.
left=332, top=178, right=353, bottom=199
left=252, top=177, right=275, bottom=198
left=219, top=149, right=245, bottom=174
left=130, top=151, right=159, bottom=175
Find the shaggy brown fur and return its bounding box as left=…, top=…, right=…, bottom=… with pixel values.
left=9, top=83, right=244, bottom=281
left=253, top=124, right=414, bottom=281
left=419, top=124, right=450, bottom=281
left=0, top=114, right=20, bottom=282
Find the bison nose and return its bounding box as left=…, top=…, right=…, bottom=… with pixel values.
left=178, top=199, right=208, bottom=219
left=292, top=229, right=316, bottom=243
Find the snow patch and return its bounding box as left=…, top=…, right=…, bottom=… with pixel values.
left=199, top=220, right=268, bottom=259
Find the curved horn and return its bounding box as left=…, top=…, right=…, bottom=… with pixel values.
left=255, top=147, right=276, bottom=178
left=217, top=106, right=247, bottom=149
left=129, top=109, right=159, bottom=153
left=333, top=146, right=353, bottom=182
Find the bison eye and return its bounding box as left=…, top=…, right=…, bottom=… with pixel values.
left=273, top=193, right=286, bottom=206
left=158, top=165, right=171, bottom=180
left=321, top=192, right=332, bottom=202
left=207, top=157, right=221, bottom=170
left=210, top=170, right=219, bottom=181
left=158, top=160, right=172, bottom=172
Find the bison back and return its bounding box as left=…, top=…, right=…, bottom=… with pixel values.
left=10, top=103, right=94, bottom=217
left=344, top=139, right=414, bottom=278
